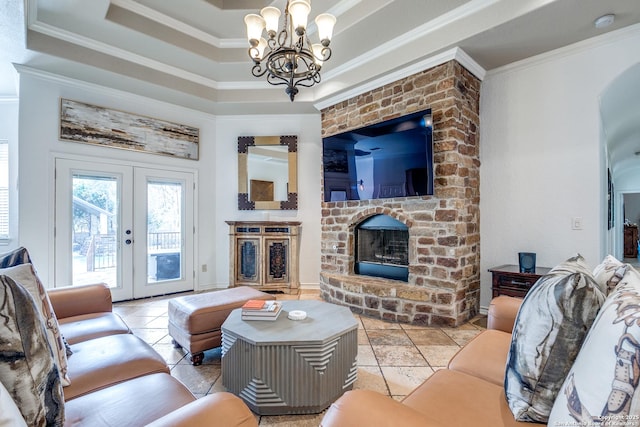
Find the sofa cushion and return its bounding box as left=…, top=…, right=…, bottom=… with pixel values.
left=58, top=312, right=130, bottom=345
left=448, top=329, right=512, bottom=386
left=0, top=264, right=71, bottom=387
left=64, top=373, right=195, bottom=427
left=63, top=334, right=170, bottom=400
left=0, top=381, right=27, bottom=427
left=504, top=255, right=605, bottom=423
left=0, top=275, right=64, bottom=427
left=549, top=265, right=640, bottom=425
left=403, top=369, right=541, bottom=427
left=592, top=254, right=628, bottom=295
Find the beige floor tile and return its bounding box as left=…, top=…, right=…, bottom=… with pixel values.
left=441, top=329, right=482, bottom=346
left=357, top=329, right=370, bottom=345
left=258, top=412, right=325, bottom=426
left=112, top=306, right=145, bottom=316
left=128, top=306, right=168, bottom=317
left=371, top=345, right=428, bottom=367
left=119, top=315, right=159, bottom=328
left=416, top=345, right=461, bottom=367
left=152, top=343, right=188, bottom=364
left=207, top=378, right=228, bottom=394
left=357, top=344, right=377, bottom=366
left=155, top=334, right=176, bottom=345
left=170, top=364, right=221, bottom=395
left=380, top=366, right=433, bottom=396
left=360, top=316, right=402, bottom=330
left=274, top=293, right=299, bottom=301
left=298, top=293, right=322, bottom=301
left=131, top=327, right=169, bottom=345
left=399, top=323, right=436, bottom=330
left=366, top=329, right=412, bottom=346
left=144, top=316, right=170, bottom=329
left=404, top=329, right=458, bottom=346
left=352, top=366, right=388, bottom=395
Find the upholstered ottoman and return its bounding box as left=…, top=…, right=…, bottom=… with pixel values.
left=168, top=286, right=272, bottom=365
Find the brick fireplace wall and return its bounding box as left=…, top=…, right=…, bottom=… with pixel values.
left=319, top=60, right=481, bottom=327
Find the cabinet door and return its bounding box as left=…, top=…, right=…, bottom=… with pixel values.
left=264, top=238, right=290, bottom=286
left=236, top=238, right=261, bottom=285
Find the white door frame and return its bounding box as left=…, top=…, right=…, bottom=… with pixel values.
left=54, top=156, right=197, bottom=301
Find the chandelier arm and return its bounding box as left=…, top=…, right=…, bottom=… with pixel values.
left=250, top=63, right=270, bottom=78
left=292, top=71, right=321, bottom=89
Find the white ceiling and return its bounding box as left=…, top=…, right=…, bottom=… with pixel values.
left=1, top=0, right=639, bottom=172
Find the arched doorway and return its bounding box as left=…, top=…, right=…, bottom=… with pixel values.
left=601, top=62, right=640, bottom=266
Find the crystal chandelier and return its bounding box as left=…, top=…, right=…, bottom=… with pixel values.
left=244, top=1, right=336, bottom=101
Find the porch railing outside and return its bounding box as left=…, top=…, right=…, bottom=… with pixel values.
left=83, top=232, right=181, bottom=271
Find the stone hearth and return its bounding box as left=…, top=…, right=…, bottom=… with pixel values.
left=319, top=60, right=481, bottom=327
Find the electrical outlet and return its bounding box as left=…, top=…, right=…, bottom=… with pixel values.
left=572, top=217, right=583, bottom=230
left=201, top=264, right=207, bottom=272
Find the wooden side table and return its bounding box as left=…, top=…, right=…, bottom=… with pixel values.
left=488, top=264, right=552, bottom=298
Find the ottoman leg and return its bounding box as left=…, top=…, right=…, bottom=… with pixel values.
left=171, top=339, right=182, bottom=349
left=191, top=352, right=204, bottom=366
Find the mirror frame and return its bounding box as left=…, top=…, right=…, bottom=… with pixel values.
left=238, top=135, right=298, bottom=210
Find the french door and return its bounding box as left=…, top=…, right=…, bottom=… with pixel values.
left=55, top=158, right=195, bottom=301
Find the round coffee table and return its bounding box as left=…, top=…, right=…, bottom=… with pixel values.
left=221, top=300, right=358, bottom=415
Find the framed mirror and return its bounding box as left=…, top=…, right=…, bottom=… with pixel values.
left=238, top=135, right=298, bottom=210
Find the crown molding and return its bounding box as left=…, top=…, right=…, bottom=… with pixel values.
left=109, top=0, right=247, bottom=49
left=322, top=0, right=496, bottom=84
left=314, top=47, right=485, bottom=111
left=488, top=22, right=640, bottom=77
left=0, top=97, right=19, bottom=103
left=13, top=64, right=219, bottom=121
left=28, top=20, right=226, bottom=90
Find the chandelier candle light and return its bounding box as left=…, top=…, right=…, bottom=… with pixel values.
left=244, top=1, right=336, bottom=101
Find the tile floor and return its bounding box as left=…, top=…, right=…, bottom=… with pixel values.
left=113, top=289, right=487, bottom=426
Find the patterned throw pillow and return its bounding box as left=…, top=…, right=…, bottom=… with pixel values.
left=592, top=255, right=628, bottom=295
left=0, top=247, right=32, bottom=269
left=549, top=265, right=640, bottom=425
left=0, top=264, right=71, bottom=387
left=505, top=255, right=606, bottom=423
left=0, top=275, right=65, bottom=427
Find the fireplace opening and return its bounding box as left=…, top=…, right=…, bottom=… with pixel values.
left=355, top=215, right=409, bottom=282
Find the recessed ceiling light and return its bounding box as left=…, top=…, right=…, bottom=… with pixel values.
left=594, top=14, right=615, bottom=29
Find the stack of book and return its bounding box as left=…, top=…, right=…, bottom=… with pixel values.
left=241, top=299, right=283, bottom=321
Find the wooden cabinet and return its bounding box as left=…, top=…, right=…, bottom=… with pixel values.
left=488, top=264, right=551, bottom=299
left=227, top=221, right=301, bottom=294
left=624, top=225, right=638, bottom=258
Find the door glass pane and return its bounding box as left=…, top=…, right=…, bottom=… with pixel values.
left=147, top=180, right=183, bottom=283
left=72, top=174, right=118, bottom=287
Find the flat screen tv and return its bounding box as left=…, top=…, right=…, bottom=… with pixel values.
left=322, top=108, right=433, bottom=202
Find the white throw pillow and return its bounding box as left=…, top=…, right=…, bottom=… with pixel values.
left=549, top=265, right=640, bottom=424
left=0, top=381, right=27, bottom=427
left=592, top=254, right=628, bottom=295
left=0, top=264, right=71, bottom=387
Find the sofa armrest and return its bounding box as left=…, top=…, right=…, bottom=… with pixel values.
left=146, top=393, right=258, bottom=427
left=320, top=390, right=446, bottom=427
left=487, top=295, right=523, bottom=333
left=47, top=283, right=113, bottom=320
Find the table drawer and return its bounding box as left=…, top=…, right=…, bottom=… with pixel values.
left=496, top=274, right=539, bottom=289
